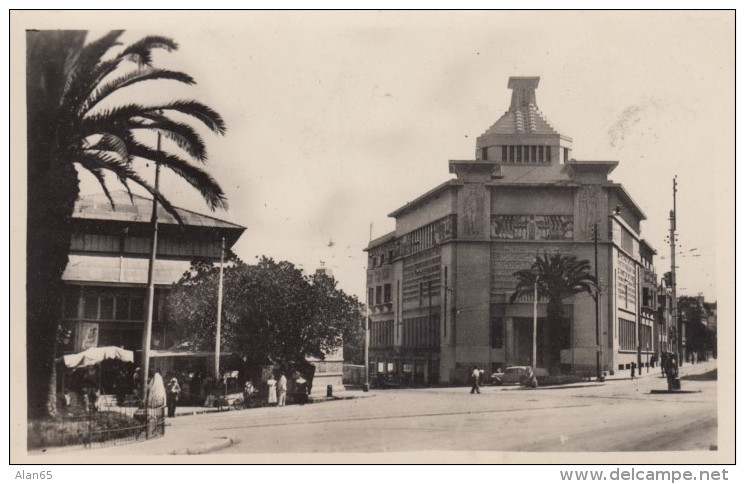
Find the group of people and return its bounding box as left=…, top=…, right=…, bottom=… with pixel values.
left=266, top=372, right=309, bottom=407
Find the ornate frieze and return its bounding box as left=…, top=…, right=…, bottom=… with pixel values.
left=490, top=214, right=573, bottom=240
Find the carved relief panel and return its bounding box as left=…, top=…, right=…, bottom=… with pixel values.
left=490, top=214, right=573, bottom=240
left=460, top=184, right=486, bottom=237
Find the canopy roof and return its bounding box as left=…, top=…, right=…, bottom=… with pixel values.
left=62, top=346, right=134, bottom=369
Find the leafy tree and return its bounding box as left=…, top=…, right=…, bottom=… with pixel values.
left=166, top=257, right=365, bottom=378
left=678, top=296, right=715, bottom=361
left=510, top=253, right=597, bottom=372
left=26, top=30, right=227, bottom=417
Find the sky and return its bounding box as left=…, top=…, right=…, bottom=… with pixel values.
left=41, top=11, right=733, bottom=302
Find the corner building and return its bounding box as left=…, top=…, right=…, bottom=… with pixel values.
left=365, top=77, right=657, bottom=385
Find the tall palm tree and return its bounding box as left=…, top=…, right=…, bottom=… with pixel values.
left=510, top=253, right=596, bottom=372
left=26, top=30, right=228, bottom=417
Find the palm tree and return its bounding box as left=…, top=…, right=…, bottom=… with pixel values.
left=26, top=30, right=228, bottom=417
left=510, top=253, right=596, bottom=372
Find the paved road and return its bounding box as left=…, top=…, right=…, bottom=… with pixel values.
left=214, top=365, right=717, bottom=454
left=35, top=361, right=717, bottom=458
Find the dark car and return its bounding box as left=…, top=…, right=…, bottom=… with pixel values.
left=491, top=366, right=531, bottom=385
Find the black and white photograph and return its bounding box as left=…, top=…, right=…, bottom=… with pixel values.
left=9, top=9, right=735, bottom=468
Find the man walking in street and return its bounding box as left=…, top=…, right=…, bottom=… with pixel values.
left=470, top=367, right=481, bottom=394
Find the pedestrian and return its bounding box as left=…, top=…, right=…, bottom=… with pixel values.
left=664, top=354, right=678, bottom=391
left=650, top=354, right=657, bottom=369
left=469, top=367, right=481, bottom=394
left=166, top=377, right=181, bottom=418
left=133, top=367, right=142, bottom=398
left=522, top=367, right=538, bottom=389
left=278, top=373, right=288, bottom=407
left=147, top=372, right=166, bottom=409
left=630, top=362, right=636, bottom=379
left=267, top=374, right=278, bottom=406
left=660, top=353, right=667, bottom=377
left=294, top=373, right=309, bottom=405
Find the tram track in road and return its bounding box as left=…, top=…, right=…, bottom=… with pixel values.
left=208, top=402, right=594, bottom=432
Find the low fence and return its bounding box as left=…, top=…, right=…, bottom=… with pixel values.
left=28, top=403, right=165, bottom=450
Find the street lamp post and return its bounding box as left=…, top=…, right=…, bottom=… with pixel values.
left=532, top=276, right=538, bottom=370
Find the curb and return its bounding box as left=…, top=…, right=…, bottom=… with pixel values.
left=170, top=437, right=237, bottom=455
left=649, top=390, right=702, bottom=394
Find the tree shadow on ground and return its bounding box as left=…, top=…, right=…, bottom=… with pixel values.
left=681, top=369, right=717, bottom=381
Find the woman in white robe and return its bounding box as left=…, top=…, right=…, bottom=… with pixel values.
left=266, top=376, right=277, bottom=406
left=147, top=372, right=167, bottom=408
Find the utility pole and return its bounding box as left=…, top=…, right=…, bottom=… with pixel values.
left=532, top=276, right=538, bottom=370
left=593, top=222, right=603, bottom=381
left=141, top=132, right=161, bottom=414
left=214, top=236, right=225, bottom=380
left=670, top=176, right=681, bottom=366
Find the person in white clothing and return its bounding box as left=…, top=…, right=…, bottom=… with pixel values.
left=277, top=373, right=288, bottom=407
left=266, top=375, right=278, bottom=406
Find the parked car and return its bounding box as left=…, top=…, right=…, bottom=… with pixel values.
left=491, top=366, right=531, bottom=386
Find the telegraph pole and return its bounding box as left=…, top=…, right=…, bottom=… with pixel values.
left=593, top=222, right=603, bottom=381
left=214, top=236, right=225, bottom=380
left=670, top=177, right=681, bottom=365
left=141, top=132, right=161, bottom=411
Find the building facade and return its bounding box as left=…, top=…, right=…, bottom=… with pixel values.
left=366, top=76, right=659, bottom=385
left=59, top=191, right=246, bottom=385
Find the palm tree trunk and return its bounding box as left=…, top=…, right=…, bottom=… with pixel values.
left=27, top=156, right=79, bottom=418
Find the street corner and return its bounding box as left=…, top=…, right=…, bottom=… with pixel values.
left=170, top=436, right=237, bottom=455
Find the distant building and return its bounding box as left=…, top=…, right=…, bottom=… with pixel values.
left=365, top=77, right=658, bottom=384
left=60, top=191, right=245, bottom=386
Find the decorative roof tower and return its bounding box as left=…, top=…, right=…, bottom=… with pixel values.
left=473, top=76, right=574, bottom=183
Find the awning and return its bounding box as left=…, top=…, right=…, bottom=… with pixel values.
left=62, top=346, right=135, bottom=369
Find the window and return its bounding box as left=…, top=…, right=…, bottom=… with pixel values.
left=369, top=288, right=374, bottom=304
left=99, top=296, right=114, bottom=320
left=502, top=146, right=507, bottom=162
left=384, top=284, right=392, bottom=303
left=516, top=145, right=522, bottom=162
left=375, top=286, right=382, bottom=305
left=388, top=250, right=393, bottom=262
left=380, top=253, right=385, bottom=265
left=419, top=282, right=424, bottom=306
left=546, top=146, right=552, bottom=162
left=481, top=147, right=488, bottom=160
left=563, top=147, right=569, bottom=162
left=619, top=318, right=636, bottom=351
left=531, top=146, right=537, bottom=163
left=83, top=294, right=98, bottom=319
left=509, top=146, right=515, bottom=163
left=129, top=297, right=145, bottom=321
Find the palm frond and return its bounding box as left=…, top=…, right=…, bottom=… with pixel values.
left=80, top=69, right=196, bottom=116
left=128, top=142, right=228, bottom=210
left=76, top=150, right=184, bottom=225
left=61, top=30, right=124, bottom=109
left=120, top=35, right=179, bottom=66
left=73, top=156, right=116, bottom=210
left=159, top=100, right=227, bottom=135
left=88, top=133, right=130, bottom=161
left=129, top=115, right=208, bottom=161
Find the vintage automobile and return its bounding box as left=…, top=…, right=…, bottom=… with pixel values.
left=491, top=366, right=532, bottom=386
